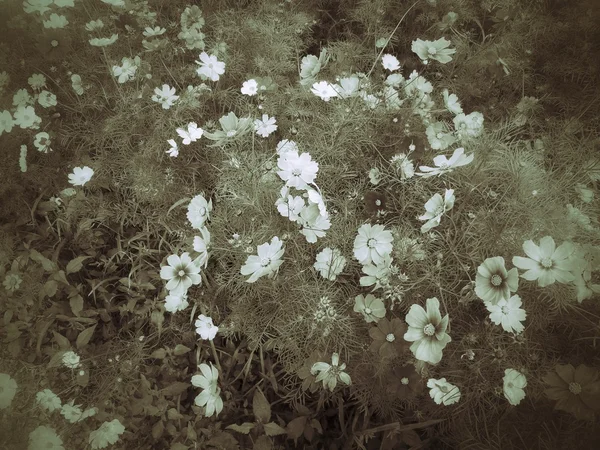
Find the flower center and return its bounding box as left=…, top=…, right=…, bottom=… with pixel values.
left=367, top=238, right=377, bottom=248
left=433, top=206, right=445, bottom=216
left=438, top=162, right=449, bottom=169
left=423, top=323, right=436, bottom=336
left=51, top=40, right=59, bottom=47
left=428, top=47, right=437, bottom=55
left=401, top=377, right=409, bottom=385
left=260, top=257, right=271, bottom=267
left=375, top=199, right=382, bottom=206
left=436, top=132, right=444, bottom=139
left=198, top=207, right=206, bottom=216
left=490, top=274, right=503, bottom=286
left=226, top=130, right=237, bottom=137
left=501, top=305, right=510, bottom=315
left=291, top=168, right=302, bottom=176
left=385, top=333, right=395, bottom=342
left=178, top=270, right=186, bottom=277
left=568, top=382, right=582, bottom=395
left=540, top=257, right=553, bottom=268
left=364, top=307, right=372, bottom=315
left=506, top=381, right=514, bottom=389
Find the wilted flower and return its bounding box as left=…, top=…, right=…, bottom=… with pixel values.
left=404, top=297, right=451, bottom=364
left=503, top=368, right=527, bottom=406
left=512, top=236, right=576, bottom=287
left=160, top=252, right=202, bottom=294
left=311, top=352, right=351, bottom=391
left=369, top=318, right=409, bottom=358
left=475, top=256, right=519, bottom=305
left=427, top=378, right=461, bottom=405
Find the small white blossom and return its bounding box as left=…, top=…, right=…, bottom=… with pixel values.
left=62, top=351, right=80, bottom=369
left=68, top=166, right=94, bottom=186
left=195, top=314, right=218, bottom=340
left=241, top=79, right=258, bottom=96
left=381, top=54, right=401, bottom=71
left=254, top=114, right=277, bottom=137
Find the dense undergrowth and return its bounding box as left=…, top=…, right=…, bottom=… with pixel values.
left=1, top=0, right=600, bottom=449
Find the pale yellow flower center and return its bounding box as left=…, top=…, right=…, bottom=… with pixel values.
left=375, top=199, right=382, bottom=206
left=506, top=381, right=514, bottom=389
left=364, top=307, right=372, bottom=315
left=428, top=47, right=437, bottom=55
left=178, top=270, right=186, bottom=277
left=367, top=238, right=377, bottom=248
left=199, top=207, right=206, bottom=216
left=291, top=168, right=302, bottom=176
left=433, top=206, right=444, bottom=216
left=386, top=333, right=395, bottom=342
left=540, top=257, right=553, bottom=268
left=491, top=274, right=503, bottom=286
left=436, top=132, right=444, bottom=139
left=501, top=305, right=510, bottom=315
left=423, top=323, right=436, bottom=336
left=260, top=257, right=271, bottom=267
left=568, top=382, right=582, bottom=395
left=401, top=377, right=409, bottom=385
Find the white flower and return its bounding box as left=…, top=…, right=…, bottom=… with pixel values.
left=160, top=252, right=201, bottom=294
left=241, top=79, right=258, bottom=96
left=28, top=426, right=64, bottom=450
left=240, top=236, right=285, bottom=283
left=276, top=139, right=298, bottom=155
left=195, top=52, right=225, bottom=82
left=166, top=139, right=178, bottom=157
left=89, top=419, right=125, bottom=450
left=254, top=114, right=277, bottom=137
left=38, top=90, right=57, bottom=108
left=152, top=84, right=179, bottom=109
left=13, top=105, right=41, bottom=129
left=68, top=166, right=94, bottom=186
left=360, top=255, right=392, bottom=290
left=443, top=89, right=463, bottom=114
left=13, top=89, right=32, bottom=107
left=299, top=204, right=331, bottom=243
left=192, top=226, right=211, bottom=268
left=404, top=297, right=451, bottom=365
left=417, top=147, right=474, bottom=178
left=112, top=57, right=138, bottom=83
left=164, top=292, right=189, bottom=313
left=84, top=19, right=104, bottom=32
left=418, top=189, right=455, bottom=233
left=71, top=74, right=84, bottom=95
left=354, top=294, right=386, bottom=323
left=277, top=150, right=319, bottom=189
left=427, top=378, right=461, bottom=405
left=143, top=26, right=166, bottom=37
left=353, top=224, right=393, bottom=266
left=311, top=352, right=351, bottom=392
left=486, top=295, right=527, bottom=334
left=61, top=400, right=84, bottom=423
left=314, top=247, right=346, bottom=281
left=412, top=38, right=456, bottom=64
left=368, top=167, right=381, bottom=185
left=19, top=145, right=28, bottom=173
left=426, top=122, right=456, bottom=150
left=89, top=34, right=119, bottom=47
left=187, top=194, right=212, bottom=229
left=275, top=186, right=305, bottom=222
left=475, top=256, right=519, bottom=305
left=34, top=131, right=52, bottom=153
left=195, top=314, right=218, bottom=340
left=575, top=183, right=594, bottom=203
left=28, top=73, right=46, bottom=89
left=176, top=122, right=204, bottom=145
left=311, top=81, right=338, bottom=101
left=36, top=389, right=62, bottom=412
left=0, top=110, right=14, bottom=136
left=454, top=112, right=484, bottom=140
left=381, top=54, right=401, bottom=71
left=0, top=373, right=18, bottom=409
left=390, top=153, right=415, bottom=180
left=336, top=75, right=361, bottom=98
left=385, top=73, right=404, bottom=88
left=304, top=186, right=328, bottom=217
left=43, top=13, right=69, bottom=29
left=512, top=236, right=576, bottom=287
left=23, top=0, right=53, bottom=15
left=3, top=273, right=22, bottom=292
left=62, top=351, right=80, bottom=369
left=503, top=368, right=527, bottom=406
left=101, top=0, right=125, bottom=6
left=404, top=71, right=433, bottom=96
left=191, top=363, right=223, bottom=417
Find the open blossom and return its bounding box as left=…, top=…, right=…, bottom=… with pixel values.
left=353, top=294, right=386, bottom=323
left=354, top=224, right=393, bottom=266
left=112, top=56, right=138, bottom=83
left=254, top=114, right=277, bottom=137
left=311, top=352, right=351, bottom=392
left=166, top=139, right=178, bottom=157
left=160, top=252, right=201, bottom=294
left=503, top=369, right=527, bottom=406
left=443, top=89, right=463, bottom=114
left=177, top=122, right=203, bottom=145
left=151, top=84, right=179, bottom=109
left=89, top=419, right=125, bottom=450
left=404, top=297, right=451, bottom=365
left=276, top=186, right=304, bottom=222
left=454, top=112, right=484, bottom=139
left=360, top=255, right=392, bottom=290
left=299, top=204, right=331, bottom=243
left=486, top=295, right=527, bottom=334
left=381, top=54, right=401, bottom=71
left=418, top=189, right=455, bottom=233
left=38, top=90, right=57, bottom=108
left=195, top=52, right=225, bottom=81
left=28, top=426, right=64, bottom=450
left=14, top=105, right=41, bottom=129
left=61, top=400, right=84, bottom=423
left=34, top=132, right=52, bottom=153
left=192, top=363, right=223, bottom=417
left=277, top=150, right=319, bottom=189
left=192, top=227, right=211, bottom=269
left=68, top=166, right=94, bottom=186
left=314, top=247, right=346, bottom=281
left=311, top=81, right=338, bottom=101
left=143, top=26, right=166, bottom=37
left=36, top=389, right=62, bottom=412
left=187, top=194, right=212, bottom=229
left=512, top=236, right=576, bottom=287
left=241, top=79, right=258, bottom=96
left=475, top=256, right=519, bottom=305
left=369, top=318, right=409, bottom=358
left=62, top=351, right=80, bottom=369
left=240, top=237, right=285, bottom=283
left=164, top=292, right=189, bottom=313
left=426, top=122, right=456, bottom=150
left=195, top=314, right=218, bottom=340
left=89, top=34, right=119, bottom=47
left=427, top=378, right=461, bottom=405
left=412, top=38, right=456, bottom=64
left=416, top=147, right=474, bottom=178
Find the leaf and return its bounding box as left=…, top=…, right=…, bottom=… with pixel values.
left=29, top=249, right=57, bottom=272
left=52, top=331, right=71, bottom=350
left=151, top=348, right=167, bottom=359
left=152, top=420, right=164, bottom=440
left=167, top=408, right=184, bottom=420
left=66, top=256, right=90, bottom=274
left=47, top=350, right=67, bottom=369
left=161, top=382, right=190, bottom=397
left=252, top=388, right=271, bottom=423
left=253, top=435, right=272, bottom=450
left=43, top=280, right=58, bottom=298
left=170, top=443, right=188, bottom=450
left=264, top=422, right=287, bottom=437
left=225, top=423, right=255, bottom=434
left=76, top=324, right=97, bottom=349
left=69, top=294, right=84, bottom=316
left=286, top=416, right=307, bottom=441
left=173, top=344, right=191, bottom=356
left=401, top=429, right=422, bottom=447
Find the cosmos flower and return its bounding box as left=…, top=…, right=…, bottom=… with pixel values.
left=195, top=314, right=218, bottom=340
left=354, top=294, right=386, bottom=323
left=475, top=256, right=519, bottom=305
left=68, top=166, right=94, bottom=186
left=311, top=352, right=351, bottom=392
left=195, top=52, right=225, bottom=82
left=240, top=237, right=285, bottom=283
left=418, top=189, right=455, bottom=233
left=313, top=247, right=346, bottom=281
left=369, top=318, right=409, bottom=358
left=404, top=297, right=451, bottom=365
left=486, top=295, right=527, bottom=334
left=512, top=236, right=576, bottom=287
left=353, top=224, right=394, bottom=266
left=412, top=38, right=456, bottom=64
left=503, top=368, right=527, bottom=406
left=191, top=363, right=223, bottom=417
left=160, top=252, right=202, bottom=294
left=416, top=147, right=474, bottom=178
left=543, top=363, right=600, bottom=421
left=427, top=378, right=461, bottom=405
left=277, top=150, right=319, bottom=189
left=187, top=194, right=212, bottom=229
left=381, top=54, right=401, bottom=71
